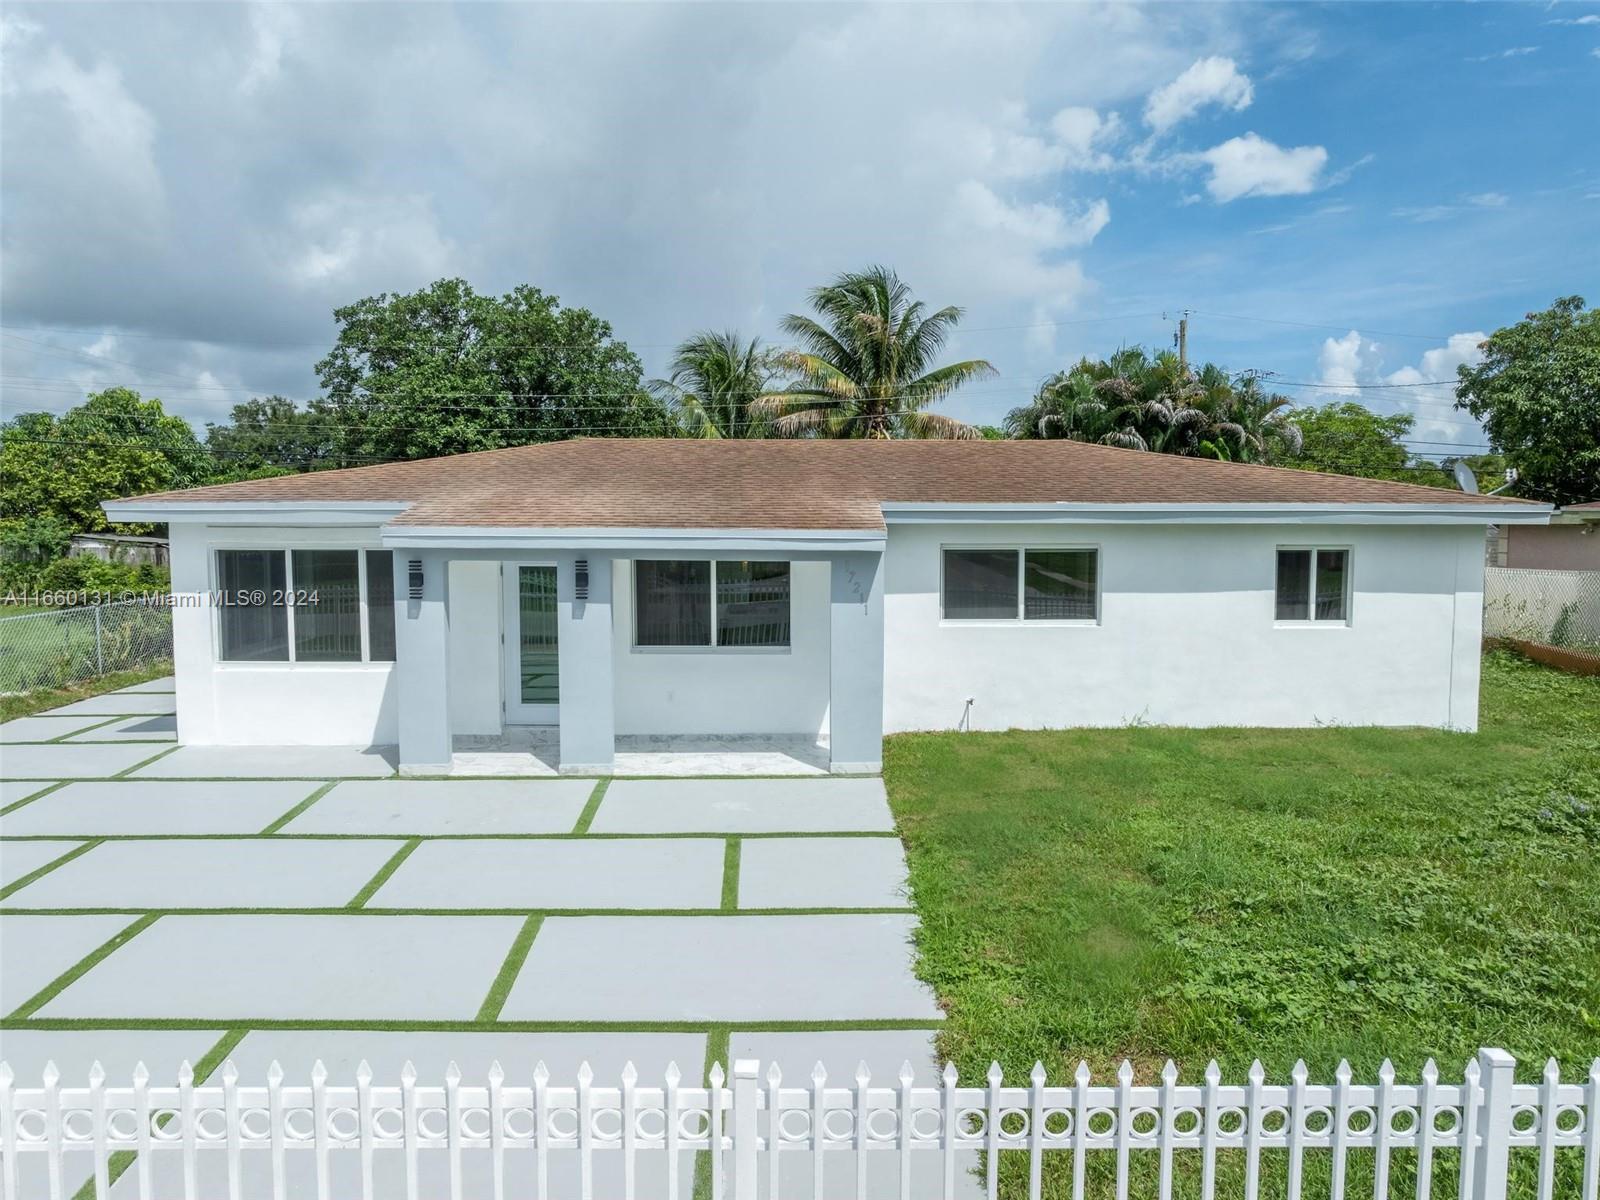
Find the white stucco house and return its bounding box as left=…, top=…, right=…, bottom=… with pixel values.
left=104, top=439, right=1551, bottom=775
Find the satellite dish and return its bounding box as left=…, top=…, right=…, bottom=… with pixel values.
left=1453, top=460, right=1479, bottom=494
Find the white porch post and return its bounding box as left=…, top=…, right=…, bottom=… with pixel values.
left=394, top=550, right=453, bottom=774
left=556, top=552, right=616, bottom=774
left=828, top=550, right=885, bottom=774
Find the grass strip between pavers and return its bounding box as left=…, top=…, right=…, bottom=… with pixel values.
left=693, top=1025, right=733, bottom=1200
left=2, top=1017, right=941, bottom=1034
left=0, top=906, right=915, bottom=917
left=6, top=913, right=160, bottom=1021
left=570, top=777, right=610, bottom=834
left=721, top=839, right=742, bottom=911
left=0, top=839, right=99, bottom=901
left=345, top=838, right=423, bottom=908
left=0, top=829, right=901, bottom=842
left=47, top=716, right=125, bottom=743
left=0, top=781, right=66, bottom=816
left=257, top=780, right=338, bottom=834
left=475, top=914, right=544, bottom=1022
left=111, top=745, right=180, bottom=778
left=68, top=1027, right=249, bottom=1200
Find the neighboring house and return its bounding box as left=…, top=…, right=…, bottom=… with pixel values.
left=103, top=439, right=1551, bottom=774
left=69, top=532, right=170, bottom=566
left=1499, top=501, right=1600, bottom=571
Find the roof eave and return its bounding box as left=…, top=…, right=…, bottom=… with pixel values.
left=102, top=499, right=414, bottom=526
left=880, top=501, right=1553, bottom=525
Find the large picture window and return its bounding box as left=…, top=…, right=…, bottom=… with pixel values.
left=215, top=548, right=395, bottom=663
left=634, top=560, right=790, bottom=648
left=1275, top=547, right=1349, bottom=623
left=942, top=547, right=1099, bottom=622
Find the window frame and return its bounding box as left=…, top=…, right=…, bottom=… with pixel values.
left=1273, top=544, right=1353, bottom=627
left=211, top=545, right=394, bottom=667
left=630, top=559, right=793, bottom=653
left=939, top=544, right=1102, bottom=626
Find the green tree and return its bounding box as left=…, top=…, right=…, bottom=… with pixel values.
left=313, top=277, right=670, bottom=463
left=205, top=396, right=334, bottom=472
left=0, top=388, right=212, bottom=532
left=650, top=331, right=777, bottom=438
left=1284, top=401, right=1459, bottom=486
left=1454, top=296, right=1600, bottom=505
left=756, top=266, right=995, bottom=438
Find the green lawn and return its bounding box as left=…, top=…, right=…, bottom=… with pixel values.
left=886, top=650, right=1600, bottom=1086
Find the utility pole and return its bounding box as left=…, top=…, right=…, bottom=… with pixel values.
left=1177, top=311, right=1190, bottom=372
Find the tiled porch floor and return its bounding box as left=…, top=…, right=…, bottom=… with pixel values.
left=449, top=729, right=831, bottom=776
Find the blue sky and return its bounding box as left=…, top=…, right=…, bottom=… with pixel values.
left=2, top=2, right=1596, bottom=457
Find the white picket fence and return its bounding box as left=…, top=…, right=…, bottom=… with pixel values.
left=1, top=1048, right=1597, bottom=1200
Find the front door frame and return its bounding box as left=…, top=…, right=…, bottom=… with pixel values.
left=502, top=561, right=560, bottom=725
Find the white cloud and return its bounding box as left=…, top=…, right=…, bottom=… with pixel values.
left=1144, top=56, right=1253, bottom=132
left=1315, top=330, right=1489, bottom=446
left=239, top=4, right=300, bottom=94
left=1546, top=14, right=1600, bottom=24
left=1466, top=192, right=1509, bottom=207
left=1048, top=106, right=1123, bottom=170
left=1197, top=133, right=1328, bottom=201
left=953, top=182, right=1111, bottom=250
left=1465, top=45, right=1540, bottom=62
left=277, top=192, right=457, bottom=288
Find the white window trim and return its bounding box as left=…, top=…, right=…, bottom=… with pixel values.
left=211, top=547, right=393, bottom=668
left=939, top=545, right=1102, bottom=626
left=1274, top=544, right=1354, bottom=628
left=629, top=559, right=793, bottom=652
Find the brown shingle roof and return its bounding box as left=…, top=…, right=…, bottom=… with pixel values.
left=119, top=438, right=1542, bottom=529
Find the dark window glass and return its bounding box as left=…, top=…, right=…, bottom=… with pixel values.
left=943, top=549, right=1019, bottom=620
left=291, top=550, right=362, bottom=662
left=365, top=550, right=396, bottom=662
left=1275, top=549, right=1312, bottom=620
left=217, top=550, right=288, bottom=661
left=1024, top=550, right=1098, bottom=620
left=1315, top=549, right=1348, bottom=621
left=716, top=561, right=790, bottom=647
left=635, top=560, right=712, bottom=646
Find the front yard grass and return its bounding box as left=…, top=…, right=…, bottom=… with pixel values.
left=886, top=650, right=1600, bottom=1084
left=0, top=660, right=173, bottom=722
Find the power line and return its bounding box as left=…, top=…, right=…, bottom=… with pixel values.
left=1188, top=309, right=1464, bottom=343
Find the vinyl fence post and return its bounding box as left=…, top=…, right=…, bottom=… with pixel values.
left=732, top=1059, right=760, bottom=1200
left=94, top=604, right=104, bottom=675
left=1471, top=1048, right=1517, bottom=1200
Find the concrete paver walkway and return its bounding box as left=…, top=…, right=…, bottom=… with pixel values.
left=0, top=678, right=955, bottom=1195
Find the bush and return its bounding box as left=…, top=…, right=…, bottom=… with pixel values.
left=0, top=555, right=170, bottom=604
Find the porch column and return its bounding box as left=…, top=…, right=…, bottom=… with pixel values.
left=557, top=552, right=616, bottom=774
left=828, top=551, right=885, bottom=774
left=394, top=550, right=453, bottom=774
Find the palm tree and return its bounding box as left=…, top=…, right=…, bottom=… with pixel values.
left=651, top=331, right=776, bottom=439
left=755, top=267, right=996, bottom=438
left=1005, top=348, right=1302, bottom=463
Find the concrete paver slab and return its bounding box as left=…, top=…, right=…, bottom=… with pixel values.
left=0, top=715, right=108, bottom=743
left=0, top=840, right=83, bottom=888
left=133, top=744, right=396, bottom=778
left=42, top=692, right=177, bottom=717
left=502, top=914, right=940, bottom=1022
left=593, top=778, right=894, bottom=834
left=729, top=1030, right=982, bottom=1200
left=3, top=838, right=404, bottom=909
left=0, top=780, right=56, bottom=808
left=0, top=1028, right=226, bottom=1200
left=371, top=838, right=725, bottom=909
left=0, top=780, right=321, bottom=836
left=116, top=1031, right=706, bottom=1200
left=63, top=713, right=176, bottom=742
left=0, top=913, right=137, bottom=1013
left=0, top=742, right=170, bottom=779
left=738, top=837, right=910, bottom=909
left=115, top=676, right=175, bottom=693
left=285, top=778, right=595, bottom=834
left=38, top=914, right=525, bottom=1020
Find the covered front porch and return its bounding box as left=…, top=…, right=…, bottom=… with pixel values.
left=386, top=537, right=885, bottom=777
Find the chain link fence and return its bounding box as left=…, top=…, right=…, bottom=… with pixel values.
left=1483, top=566, right=1600, bottom=672
left=0, top=599, right=174, bottom=694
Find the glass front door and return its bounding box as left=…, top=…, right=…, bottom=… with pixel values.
left=503, top=564, right=559, bottom=723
